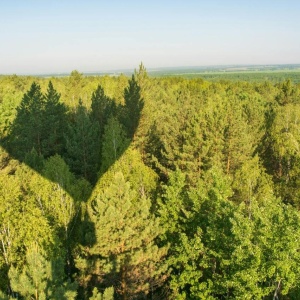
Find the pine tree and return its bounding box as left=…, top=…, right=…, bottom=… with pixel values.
left=9, top=245, right=77, bottom=300
left=65, top=100, right=100, bottom=183
left=122, top=75, right=144, bottom=138
left=7, top=82, right=45, bottom=158
left=42, top=81, right=67, bottom=157
left=89, top=287, right=114, bottom=300
left=89, top=172, right=166, bottom=299
left=90, top=85, right=116, bottom=137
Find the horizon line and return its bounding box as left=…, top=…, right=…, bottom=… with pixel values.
left=1, top=63, right=300, bottom=77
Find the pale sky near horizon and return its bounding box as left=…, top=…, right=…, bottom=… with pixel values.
left=0, top=0, right=300, bottom=74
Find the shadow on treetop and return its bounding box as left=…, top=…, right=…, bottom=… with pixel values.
left=1, top=73, right=144, bottom=203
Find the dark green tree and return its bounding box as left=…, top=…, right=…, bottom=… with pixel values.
left=122, top=75, right=144, bottom=138
left=64, top=100, right=100, bottom=183
left=5, top=81, right=67, bottom=161
left=7, top=82, right=45, bottom=157
left=42, top=81, right=67, bottom=157
left=90, top=85, right=116, bottom=136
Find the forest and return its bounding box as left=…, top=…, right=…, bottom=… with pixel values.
left=1, top=65, right=300, bottom=299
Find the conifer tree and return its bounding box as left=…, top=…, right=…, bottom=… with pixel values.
left=122, top=75, right=144, bottom=138
left=80, top=167, right=166, bottom=299
left=90, top=85, right=116, bottom=136
left=65, top=100, right=100, bottom=183
left=8, top=82, right=45, bottom=158
left=89, top=287, right=114, bottom=300
left=222, top=96, right=253, bottom=175
left=42, top=81, right=67, bottom=157
left=9, top=245, right=77, bottom=300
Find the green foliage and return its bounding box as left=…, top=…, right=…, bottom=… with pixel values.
left=229, top=197, right=300, bottom=299
left=5, top=81, right=67, bottom=161
left=162, top=167, right=300, bottom=299
left=263, top=102, right=300, bottom=205
left=80, top=167, right=166, bottom=299
left=7, top=82, right=45, bottom=156
left=159, top=167, right=235, bottom=299
left=99, top=117, right=129, bottom=175
left=232, top=155, right=274, bottom=204
left=42, top=81, right=67, bottom=156
left=89, top=287, right=114, bottom=300
left=275, top=79, right=300, bottom=105
left=1, top=70, right=300, bottom=299
left=65, top=99, right=100, bottom=183
left=90, top=85, right=116, bottom=135
left=9, top=245, right=77, bottom=300
left=122, top=75, right=144, bottom=138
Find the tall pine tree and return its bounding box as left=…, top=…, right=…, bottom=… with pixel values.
left=42, top=81, right=67, bottom=157
left=7, top=82, right=45, bottom=158
left=65, top=100, right=100, bottom=183
left=122, top=75, right=144, bottom=138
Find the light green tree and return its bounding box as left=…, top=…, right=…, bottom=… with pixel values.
left=229, top=196, right=300, bottom=299
left=89, top=287, right=114, bottom=300
left=78, top=154, right=166, bottom=299
left=267, top=103, right=300, bottom=205
left=9, top=244, right=77, bottom=300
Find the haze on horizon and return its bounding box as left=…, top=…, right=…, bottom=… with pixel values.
left=1, top=0, right=300, bottom=75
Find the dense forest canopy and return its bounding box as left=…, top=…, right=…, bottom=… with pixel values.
left=1, top=65, right=300, bottom=299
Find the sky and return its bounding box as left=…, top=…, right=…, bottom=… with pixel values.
left=0, top=0, right=300, bottom=74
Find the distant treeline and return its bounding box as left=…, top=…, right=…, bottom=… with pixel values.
left=150, top=70, right=300, bottom=83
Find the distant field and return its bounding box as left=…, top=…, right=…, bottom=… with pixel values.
left=7, top=64, right=300, bottom=83
left=161, top=71, right=300, bottom=83
left=147, top=65, right=300, bottom=83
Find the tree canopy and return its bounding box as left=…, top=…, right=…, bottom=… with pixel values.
left=0, top=67, right=300, bottom=299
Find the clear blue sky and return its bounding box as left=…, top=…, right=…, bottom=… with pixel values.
left=1, top=0, right=300, bottom=74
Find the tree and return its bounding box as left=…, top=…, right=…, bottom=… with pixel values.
left=222, top=96, right=253, bottom=175
left=160, top=167, right=235, bottom=299
left=42, top=81, right=67, bottom=157
left=7, top=82, right=45, bottom=158
left=9, top=244, right=77, bottom=300
left=65, top=70, right=85, bottom=108
left=65, top=100, right=100, bottom=183
left=0, top=163, right=59, bottom=296
left=229, top=197, right=300, bottom=299
left=0, top=170, right=22, bottom=293
left=275, top=79, right=299, bottom=106
left=89, top=287, right=114, bottom=300
left=4, top=81, right=67, bottom=161
left=90, top=85, right=116, bottom=137
left=89, top=172, right=166, bottom=299
left=264, top=103, right=300, bottom=206
left=232, top=155, right=273, bottom=205
left=100, top=117, right=129, bottom=175
left=122, top=75, right=144, bottom=138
